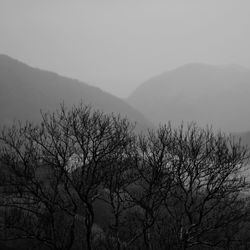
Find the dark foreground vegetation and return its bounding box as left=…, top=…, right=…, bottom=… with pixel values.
left=1, top=104, right=250, bottom=250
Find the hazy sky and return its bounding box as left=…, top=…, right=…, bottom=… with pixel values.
left=1, top=0, right=250, bottom=97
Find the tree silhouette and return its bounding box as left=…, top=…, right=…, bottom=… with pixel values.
left=0, top=105, right=249, bottom=250
left=0, top=104, right=135, bottom=250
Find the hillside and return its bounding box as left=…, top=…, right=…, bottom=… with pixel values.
left=0, top=54, right=151, bottom=131
left=128, top=63, right=250, bottom=132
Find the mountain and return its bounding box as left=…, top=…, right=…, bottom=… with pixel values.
left=0, top=54, right=151, bottom=131
left=128, top=63, right=250, bottom=132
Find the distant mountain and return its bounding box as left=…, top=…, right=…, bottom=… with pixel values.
left=0, top=54, right=151, bottom=131
left=128, top=63, right=250, bottom=132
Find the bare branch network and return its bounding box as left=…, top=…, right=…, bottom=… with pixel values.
left=0, top=104, right=250, bottom=250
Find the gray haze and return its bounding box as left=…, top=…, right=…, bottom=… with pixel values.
left=1, top=0, right=250, bottom=97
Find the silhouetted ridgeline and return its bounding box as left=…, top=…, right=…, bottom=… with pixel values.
left=0, top=54, right=152, bottom=132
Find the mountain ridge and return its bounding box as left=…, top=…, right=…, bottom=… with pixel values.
left=0, top=54, right=152, bottom=132
left=128, top=63, right=250, bottom=132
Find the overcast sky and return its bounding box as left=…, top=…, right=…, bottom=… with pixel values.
left=1, top=0, right=250, bottom=97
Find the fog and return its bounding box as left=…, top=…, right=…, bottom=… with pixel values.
left=1, top=0, right=250, bottom=97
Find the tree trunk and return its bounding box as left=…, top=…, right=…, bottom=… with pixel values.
left=85, top=204, right=94, bottom=250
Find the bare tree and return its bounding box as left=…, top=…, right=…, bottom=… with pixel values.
left=1, top=105, right=249, bottom=250
left=0, top=104, right=135, bottom=250
left=160, top=123, right=249, bottom=250
left=121, top=126, right=174, bottom=250
left=0, top=122, right=77, bottom=250
left=99, top=139, right=137, bottom=250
